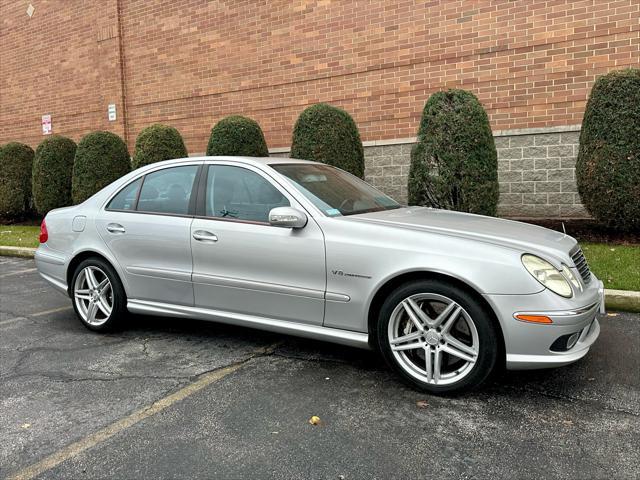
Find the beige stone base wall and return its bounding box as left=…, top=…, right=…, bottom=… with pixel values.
left=494, top=126, right=586, bottom=218
left=270, top=125, right=588, bottom=219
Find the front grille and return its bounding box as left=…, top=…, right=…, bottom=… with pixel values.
left=570, top=245, right=592, bottom=285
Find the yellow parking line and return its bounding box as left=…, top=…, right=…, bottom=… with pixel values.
left=8, top=361, right=247, bottom=480
left=0, top=268, right=37, bottom=278
left=0, top=317, right=27, bottom=327
left=0, top=306, right=71, bottom=326
left=30, top=306, right=72, bottom=317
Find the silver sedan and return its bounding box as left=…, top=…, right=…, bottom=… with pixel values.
left=35, top=156, right=604, bottom=393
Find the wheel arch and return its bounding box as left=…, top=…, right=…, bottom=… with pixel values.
left=65, top=250, right=124, bottom=298
left=367, top=270, right=505, bottom=363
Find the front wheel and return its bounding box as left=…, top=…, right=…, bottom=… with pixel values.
left=71, top=258, right=127, bottom=332
left=377, top=280, right=499, bottom=394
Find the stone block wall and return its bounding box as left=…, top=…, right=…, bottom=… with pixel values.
left=494, top=128, right=586, bottom=218
left=273, top=126, right=589, bottom=219
left=363, top=143, right=414, bottom=205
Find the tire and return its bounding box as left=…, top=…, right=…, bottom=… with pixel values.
left=376, top=279, right=499, bottom=394
left=70, top=257, right=127, bottom=332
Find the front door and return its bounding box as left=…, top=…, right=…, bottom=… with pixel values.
left=97, top=163, right=200, bottom=306
left=190, top=163, right=326, bottom=325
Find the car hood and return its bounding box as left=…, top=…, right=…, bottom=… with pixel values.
left=349, top=207, right=577, bottom=264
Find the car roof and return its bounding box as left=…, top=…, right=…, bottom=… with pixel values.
left=160, top=156, right=318, bottom=167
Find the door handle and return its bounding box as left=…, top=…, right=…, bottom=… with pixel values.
left=106, top=223, right=126, bottom=234
left=193, top=230, right=218, bottom=242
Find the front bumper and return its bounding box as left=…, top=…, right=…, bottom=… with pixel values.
left=485, top=278, right=604, bottom=370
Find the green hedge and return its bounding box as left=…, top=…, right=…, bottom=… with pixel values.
left=408, top=90, right=499, bottom=216
left=576, top=69, right=640, bottom=230
left=0, top=142, right=35, bottom=218
left=132, top=124, right=188, bottom=170
left=32, top=135, right=77, bottom=214
left=290, top=103, right=364, bottom=178
left=72, top=131, right=131, bottom=204
left=206, top=115, right=269, bottom=157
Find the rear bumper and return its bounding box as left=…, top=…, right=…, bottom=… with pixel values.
left=34, top=245, right=69, bottom=295
left=485, top=278, right=603, bottom=370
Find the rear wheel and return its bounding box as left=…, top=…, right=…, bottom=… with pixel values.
left=377, top=279, right=499, bottom=394
left=71, top=258, right=127, bottom=332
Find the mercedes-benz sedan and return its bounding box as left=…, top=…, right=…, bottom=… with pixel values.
left=35, top=156, right=604, bottom=393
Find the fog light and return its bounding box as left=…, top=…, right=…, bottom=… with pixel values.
left=566, top=332, right=580, bottom=349
left=550, top=332, right=581, bottom=352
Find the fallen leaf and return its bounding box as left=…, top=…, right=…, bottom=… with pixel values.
left=308, top=415, right=321, bottom=425
left=562, top=420, right=573, bottom=426
left=416, top=400, right=429, bottom=409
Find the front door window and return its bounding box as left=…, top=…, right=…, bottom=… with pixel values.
left=205, top=165, right=289, bottom=223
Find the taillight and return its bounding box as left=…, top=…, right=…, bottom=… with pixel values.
left=39, top=219, right=48, bottom=244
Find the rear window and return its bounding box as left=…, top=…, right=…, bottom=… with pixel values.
left=107, top=178, right=141, bottom=211
left=106, top=165, right=198, bottom=215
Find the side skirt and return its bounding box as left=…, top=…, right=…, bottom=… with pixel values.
left=127, top=299, right=371, bottom=349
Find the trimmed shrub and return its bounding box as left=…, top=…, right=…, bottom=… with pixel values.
left=32, top=135, right=77, bottom=214
left=290, top=103, right=365, bottom=178
left=576, top=69, right=640, bottom=230
left=132, top=124, right=188, bottom=169
left=72, top=131, right=130, bottom=204
left=408, top=89, right=499, bottom=216
left=206, top=115, right=269, bottom=157
left=0, top=142, right=35, bottom=218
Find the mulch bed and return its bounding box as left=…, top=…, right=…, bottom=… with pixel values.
left=514, top=218, right=640, bottom=245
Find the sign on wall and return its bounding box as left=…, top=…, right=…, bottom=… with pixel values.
left=41, top=114, right=52, bottom=135
left=108, top=104, right=117, bottom=121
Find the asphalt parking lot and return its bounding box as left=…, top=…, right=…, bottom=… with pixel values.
left=1, top=256, right=639, bottom=479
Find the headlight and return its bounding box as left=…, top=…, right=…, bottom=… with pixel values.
left=522, top=254, right=573, bottom=298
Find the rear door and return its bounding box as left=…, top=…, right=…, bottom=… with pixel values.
left=190, top=162, right=326, bottom=325
left=96, top=163, right=201, bottom=306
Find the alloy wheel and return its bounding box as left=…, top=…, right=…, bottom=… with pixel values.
left=387, top=293, right=479, bottom=386
left=73, top=266, right=113, bottom=326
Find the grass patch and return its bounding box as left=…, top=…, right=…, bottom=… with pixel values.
left=0, top=225, right=637, bottom=291
left=582, top=243, right=640, bottom=291
left=0, top=225, right=40, bottom=248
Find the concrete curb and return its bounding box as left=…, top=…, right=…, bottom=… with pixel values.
left=0, top=246, right=37, bottom=258
left=604, top=289, right=640, bottom=313
left=0, top=245, right=638, bottom=312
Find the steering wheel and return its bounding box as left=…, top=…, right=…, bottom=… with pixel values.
left=339, top=198, right=354, bottom=212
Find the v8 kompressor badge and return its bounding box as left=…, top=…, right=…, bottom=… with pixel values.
left=331, top=269, right=372, bottom=279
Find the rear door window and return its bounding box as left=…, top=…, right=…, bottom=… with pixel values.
left=107, top=178, right=142, bottom=211
left=137, top=166, right=199, bottom=215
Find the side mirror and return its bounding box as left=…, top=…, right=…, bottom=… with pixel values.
left=269, top=207, right=308, bottom=229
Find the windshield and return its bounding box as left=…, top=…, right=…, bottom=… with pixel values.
left=271, top=163, right=401, bottom=216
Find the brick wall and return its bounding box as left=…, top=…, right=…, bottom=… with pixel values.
left=1, top=0, right=638, bottom=218
left=2, top=0, right=639, bottom=150
left=0, top=0, right=128, bottom=145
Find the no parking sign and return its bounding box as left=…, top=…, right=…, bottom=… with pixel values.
left=41, top=114, right=52, bottom=135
